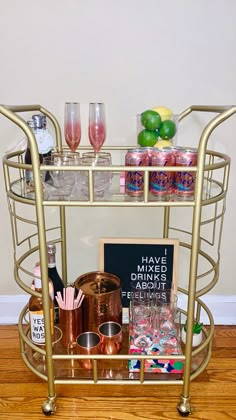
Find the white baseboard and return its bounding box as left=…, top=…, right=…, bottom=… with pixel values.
left=0, top=294, right=236, bottom=325
left=0, top=295, right=28, bottom=324
left=177, top=294, right=236, bottom=325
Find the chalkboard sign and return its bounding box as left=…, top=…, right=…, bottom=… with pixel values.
left=99, top=238, right=179, bottom=311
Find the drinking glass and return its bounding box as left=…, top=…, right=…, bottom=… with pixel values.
left=64, top=102, right=81, bottom=152
left=130, top=289, right=154, bottom=349
left=88, top=103, right=106, bottom=154
left=82, top=151, right=112, bottom=185
left=79, top=155, right=110, bottom=198
left=52, top=150, right=80, bottom=165
left=156, top=291, right=179, bottom=349
left=158, top=308, right=181, bottom=349
left=52, top=150, right=80, bottom=191
left=42, top=153, right=77, bottom=200
left=82, top=151, right=111, bottom=163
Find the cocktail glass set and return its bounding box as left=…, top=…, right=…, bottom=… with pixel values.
left=130, top=287, right=180, bottom=351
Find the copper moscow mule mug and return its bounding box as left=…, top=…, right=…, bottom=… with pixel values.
left=74, top=271, right=122, bottom=333
left=76, top=331, right=101, bottom=370
left=98, top=321, right=122, bottom=355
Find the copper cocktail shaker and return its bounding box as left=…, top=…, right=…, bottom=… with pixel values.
left=74, top=271, right=122, bottom=332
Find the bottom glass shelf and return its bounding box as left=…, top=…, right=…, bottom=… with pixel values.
left=22, top=324, right=209, bottom=384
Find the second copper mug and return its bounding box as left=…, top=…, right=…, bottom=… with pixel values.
left=98, top=321, right=122, bottom=355
left=76, top=331, right=101, bottom=369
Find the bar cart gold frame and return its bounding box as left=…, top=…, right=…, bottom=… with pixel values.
left=1, top=104, right=235, bottom=416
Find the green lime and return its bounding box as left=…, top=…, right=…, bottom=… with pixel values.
left=138, top=129, right=158, bottom=147
left=159, top=120, right=177, bottom=140
left=141, top=110, right=161, bottom=131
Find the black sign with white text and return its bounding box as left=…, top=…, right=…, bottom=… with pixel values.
left=100, top=239, right=178, bottom=308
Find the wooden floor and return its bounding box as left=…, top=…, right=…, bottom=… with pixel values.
left=0, top=325, right=236, bottom=419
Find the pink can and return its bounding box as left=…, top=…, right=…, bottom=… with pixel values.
left=125, top=149, right=149, bottom=196
left=170, top=146, right=185, bottom=163
left=174, top=148, right=198, bottom=196
left=142, top=147, right=156, bottom=164
left=150, top=148, right=175, bottom=196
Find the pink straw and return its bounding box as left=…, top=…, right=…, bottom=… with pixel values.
left=56, top=287, right=84, bottom=310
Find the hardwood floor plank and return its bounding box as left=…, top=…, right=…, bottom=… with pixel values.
left=206, top=370, right=236, bottom=382
left=1, top=381, right=236, bottom=398
left=207, top=359, right=236, bottom=369
left=1, top=397, right=236, bottom=419
left=213, top=326, right=236, bottom=337
left=214, top=337, right=236, bottom=348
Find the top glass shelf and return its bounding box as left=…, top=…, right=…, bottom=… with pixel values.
left=4, top=147, right=229, bottom=207
left=10, top=172, right=224, bottom=207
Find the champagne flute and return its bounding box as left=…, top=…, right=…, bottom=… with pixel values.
left=64, top=102, right=81, bottom=152
left=88, top=103, right=106, bottom=155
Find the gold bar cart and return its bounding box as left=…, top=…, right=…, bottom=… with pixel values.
left=1, top=104, right=235, bottom=416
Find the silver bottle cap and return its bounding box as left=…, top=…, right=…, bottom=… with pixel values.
left=47, top=243, right=56, bottom=255
left=27, top=119, right=35, bottom=129
left=32, top=114, right=46, bottom=129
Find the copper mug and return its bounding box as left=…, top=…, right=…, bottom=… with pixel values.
left=76, top=332, right=101, bottom=369
left=98, top=321, right=122, bottom=355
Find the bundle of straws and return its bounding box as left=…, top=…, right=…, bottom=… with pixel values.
left=56, top=286, right=84, bottom=310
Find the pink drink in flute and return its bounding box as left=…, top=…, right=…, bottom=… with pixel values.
left=88, top=103, right=106, bottom=153
left=64, top=102, right=81, bottom=152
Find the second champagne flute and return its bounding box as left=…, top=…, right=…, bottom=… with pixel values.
left=88, top=103, right=106, bottom=155
left=64, top=102, right=81, bottom=152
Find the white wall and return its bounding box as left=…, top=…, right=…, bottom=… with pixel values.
left=0, top=1, right=236, bottom=317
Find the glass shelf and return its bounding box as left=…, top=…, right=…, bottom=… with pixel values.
left=23, top=323, right=209, bottom=384
left=10, top=173, right=224, bottom=205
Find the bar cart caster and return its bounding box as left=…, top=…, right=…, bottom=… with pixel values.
left=177, top=395, right=191, bottom=417
left=42, top=396, right=57, bottom=416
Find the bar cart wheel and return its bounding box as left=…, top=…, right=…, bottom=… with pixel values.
left=177, top=395, right=191, bottom=417
left=42, top=397, right=57, bottom=416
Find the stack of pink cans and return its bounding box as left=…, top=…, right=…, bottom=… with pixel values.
left=125, top=147, right=198, bottom=198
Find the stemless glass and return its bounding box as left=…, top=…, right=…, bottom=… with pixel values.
left=82, top=151, right=111, bottom=163
left=88, top=103, right=106, bottom=154
left=130, top=289, right=154, bottom=349
left=156, top=291, right=179, bottom=349
left=64, top=102, right=81, bottom=152
left=42, top=153, right=77, bottom=200
left=79, top=155, right=110, bottom=198
left=82, top=151, right=112, bottom=185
